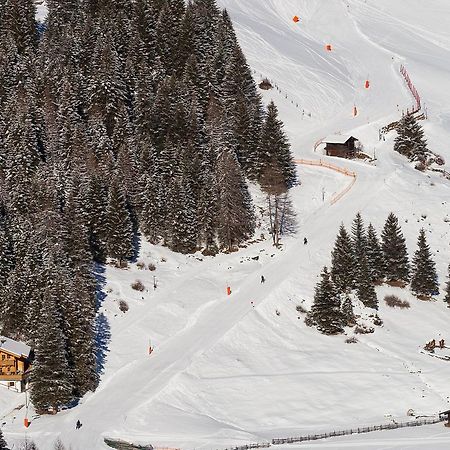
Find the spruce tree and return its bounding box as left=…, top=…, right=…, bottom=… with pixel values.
left=341, top=296, right=356, bottom=326
left=331, top=224, right=355, bottom=293
left=216, top=148, right=255, bottom=251
left=0, top=430, right=9, bottom=450
left=310, top=267, right=344, bottom=335
left=394, top=114, right=428, bottom=161
left=356, top=253, right=378, bottom=309
left=410, top=228, right=439, bottom=297
left=258, top=101, right=297, bottom=187
left=351, top=212, right=367, bottom=262
left=366, top=223, right=385, bottom=282
left=106, top=177, right=134, bottom=265
left=381, top=213, right=410, bottom=283
left=30, top=287, right=73, bottom=413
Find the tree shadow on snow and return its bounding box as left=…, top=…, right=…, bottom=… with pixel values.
left=95, top=312, right=111, bottom=375
left=93, top=263, right=111, bottom=376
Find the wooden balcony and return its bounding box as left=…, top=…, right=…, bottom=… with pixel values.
left=0, top=373, right=26, bottom=381
left=0, top=360, right=16, bottom=367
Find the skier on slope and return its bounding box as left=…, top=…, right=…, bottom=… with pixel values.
left=304, top=237, right=308, bottom=245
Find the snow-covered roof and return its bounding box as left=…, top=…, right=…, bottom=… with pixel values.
left=323, top=134, right=358, bottom=144
left=0, top=336, right=31, bottom=358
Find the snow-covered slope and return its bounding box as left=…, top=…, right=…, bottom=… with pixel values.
left=3, top=1, right=450, bottom=449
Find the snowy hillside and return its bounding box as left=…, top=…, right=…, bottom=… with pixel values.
left=2, top=1, right=450, bottom=449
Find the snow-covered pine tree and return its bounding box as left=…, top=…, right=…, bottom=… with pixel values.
left=2, top=0, right=37, bottom=54
left=106, top=176, right=134, bottom=265
left=85, top=175, right=109, bottom=263
left=355, top=253, right=378, bottom=309
left=258, top=101, right=297, bottom=188
left=0, top=429, right=9, bottom=450
left=216, top=148, right=255, bottom=251
left=381, top=213, right=410, bottom=284
left=155, top=0, right=184, bottom=76
left=30, top=280, right=73, bottom=414
left=351, top=212, right=367, bottom=261
left=410, top=228, right=439, bottom=298
left=208, top=97, right=255, bottom=251
left=168, top=174, right=198, bottom=254
left=87, top=33, right=127, bottom=137
left=394, top=114, right=428, bottom=161
left=197, top=161, right=219, bottom=253
left=341, top=296, right=356, bottom=326
left=0, top=226, right=14, bottom=287
left=310, top=267, right=344, bottom=335
left=366, top=223, right=385, bottom=282
left=331, top=224, right=356, bottom=293
left=1, top=256, right=36, bottom=338
left=444, top=264, right=450, bottom=307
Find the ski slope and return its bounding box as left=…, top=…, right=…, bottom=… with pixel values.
left=2, top=1, right=450, bottom=449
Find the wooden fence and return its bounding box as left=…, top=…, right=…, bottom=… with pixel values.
left=271, top=416, right=444, bottom=445
left=221, top=416, right=444, bottom=450
left=295, top=159, right=357, bottom=205
left=400, top=64, right=421, bottom=114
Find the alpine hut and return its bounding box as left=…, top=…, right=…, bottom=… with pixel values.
left=0, top=336, right=32, bottom=392
left=323, top=135, right=359, bottom=158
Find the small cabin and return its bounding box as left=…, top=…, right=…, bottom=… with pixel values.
left=0, top=336, right=32, bottom=393
left=323, top=135, right=359, bottom=158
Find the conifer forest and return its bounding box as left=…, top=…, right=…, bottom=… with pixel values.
left=0, top=0, right=295, bottom=412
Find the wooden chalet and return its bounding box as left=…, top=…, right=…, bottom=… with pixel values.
left=323, top=135, right=359, bottom=158
left=0, top=336, right=32, bottom=393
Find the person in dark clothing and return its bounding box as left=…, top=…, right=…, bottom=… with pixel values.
left=76, top=420, right=82, bottom=430
left=261, top=275, right=265, bottom=283
left=304, top=237, right=308, bottom=245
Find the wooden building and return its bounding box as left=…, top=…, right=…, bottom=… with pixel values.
left=323, top=135, right=359, bottom=158
left=0, top=336, right=31, bottom=393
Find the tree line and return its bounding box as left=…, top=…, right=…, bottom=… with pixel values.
left=307, top=212, right=448, bottom=335
left=0, top=0, right=296, bottom=413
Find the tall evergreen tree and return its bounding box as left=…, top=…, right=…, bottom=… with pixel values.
left=355, top=253, right=378, bottom=309
left=0, top=429, right=9, bottom=450
left=310, top=267, right=344, bottom=335
left=381, top=213, right=410, bottom=283
left=258, top=101, right=296, bottom=187
left=366, top=223, right=385, bottom=282
left=331, top=224, right=355, bottom=293
left=351, top=212, right=367, bottom=262
left=30, top=281, right=73, bottom=413
left=341, top=296, right=356, bottom=326
left=2, top=0, right=37, bottom=54
left=410, top=228, right=439, bottom=297
left=106, top=177, right=134, bottom=265
left=394, top=114, right=428, bottom=161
